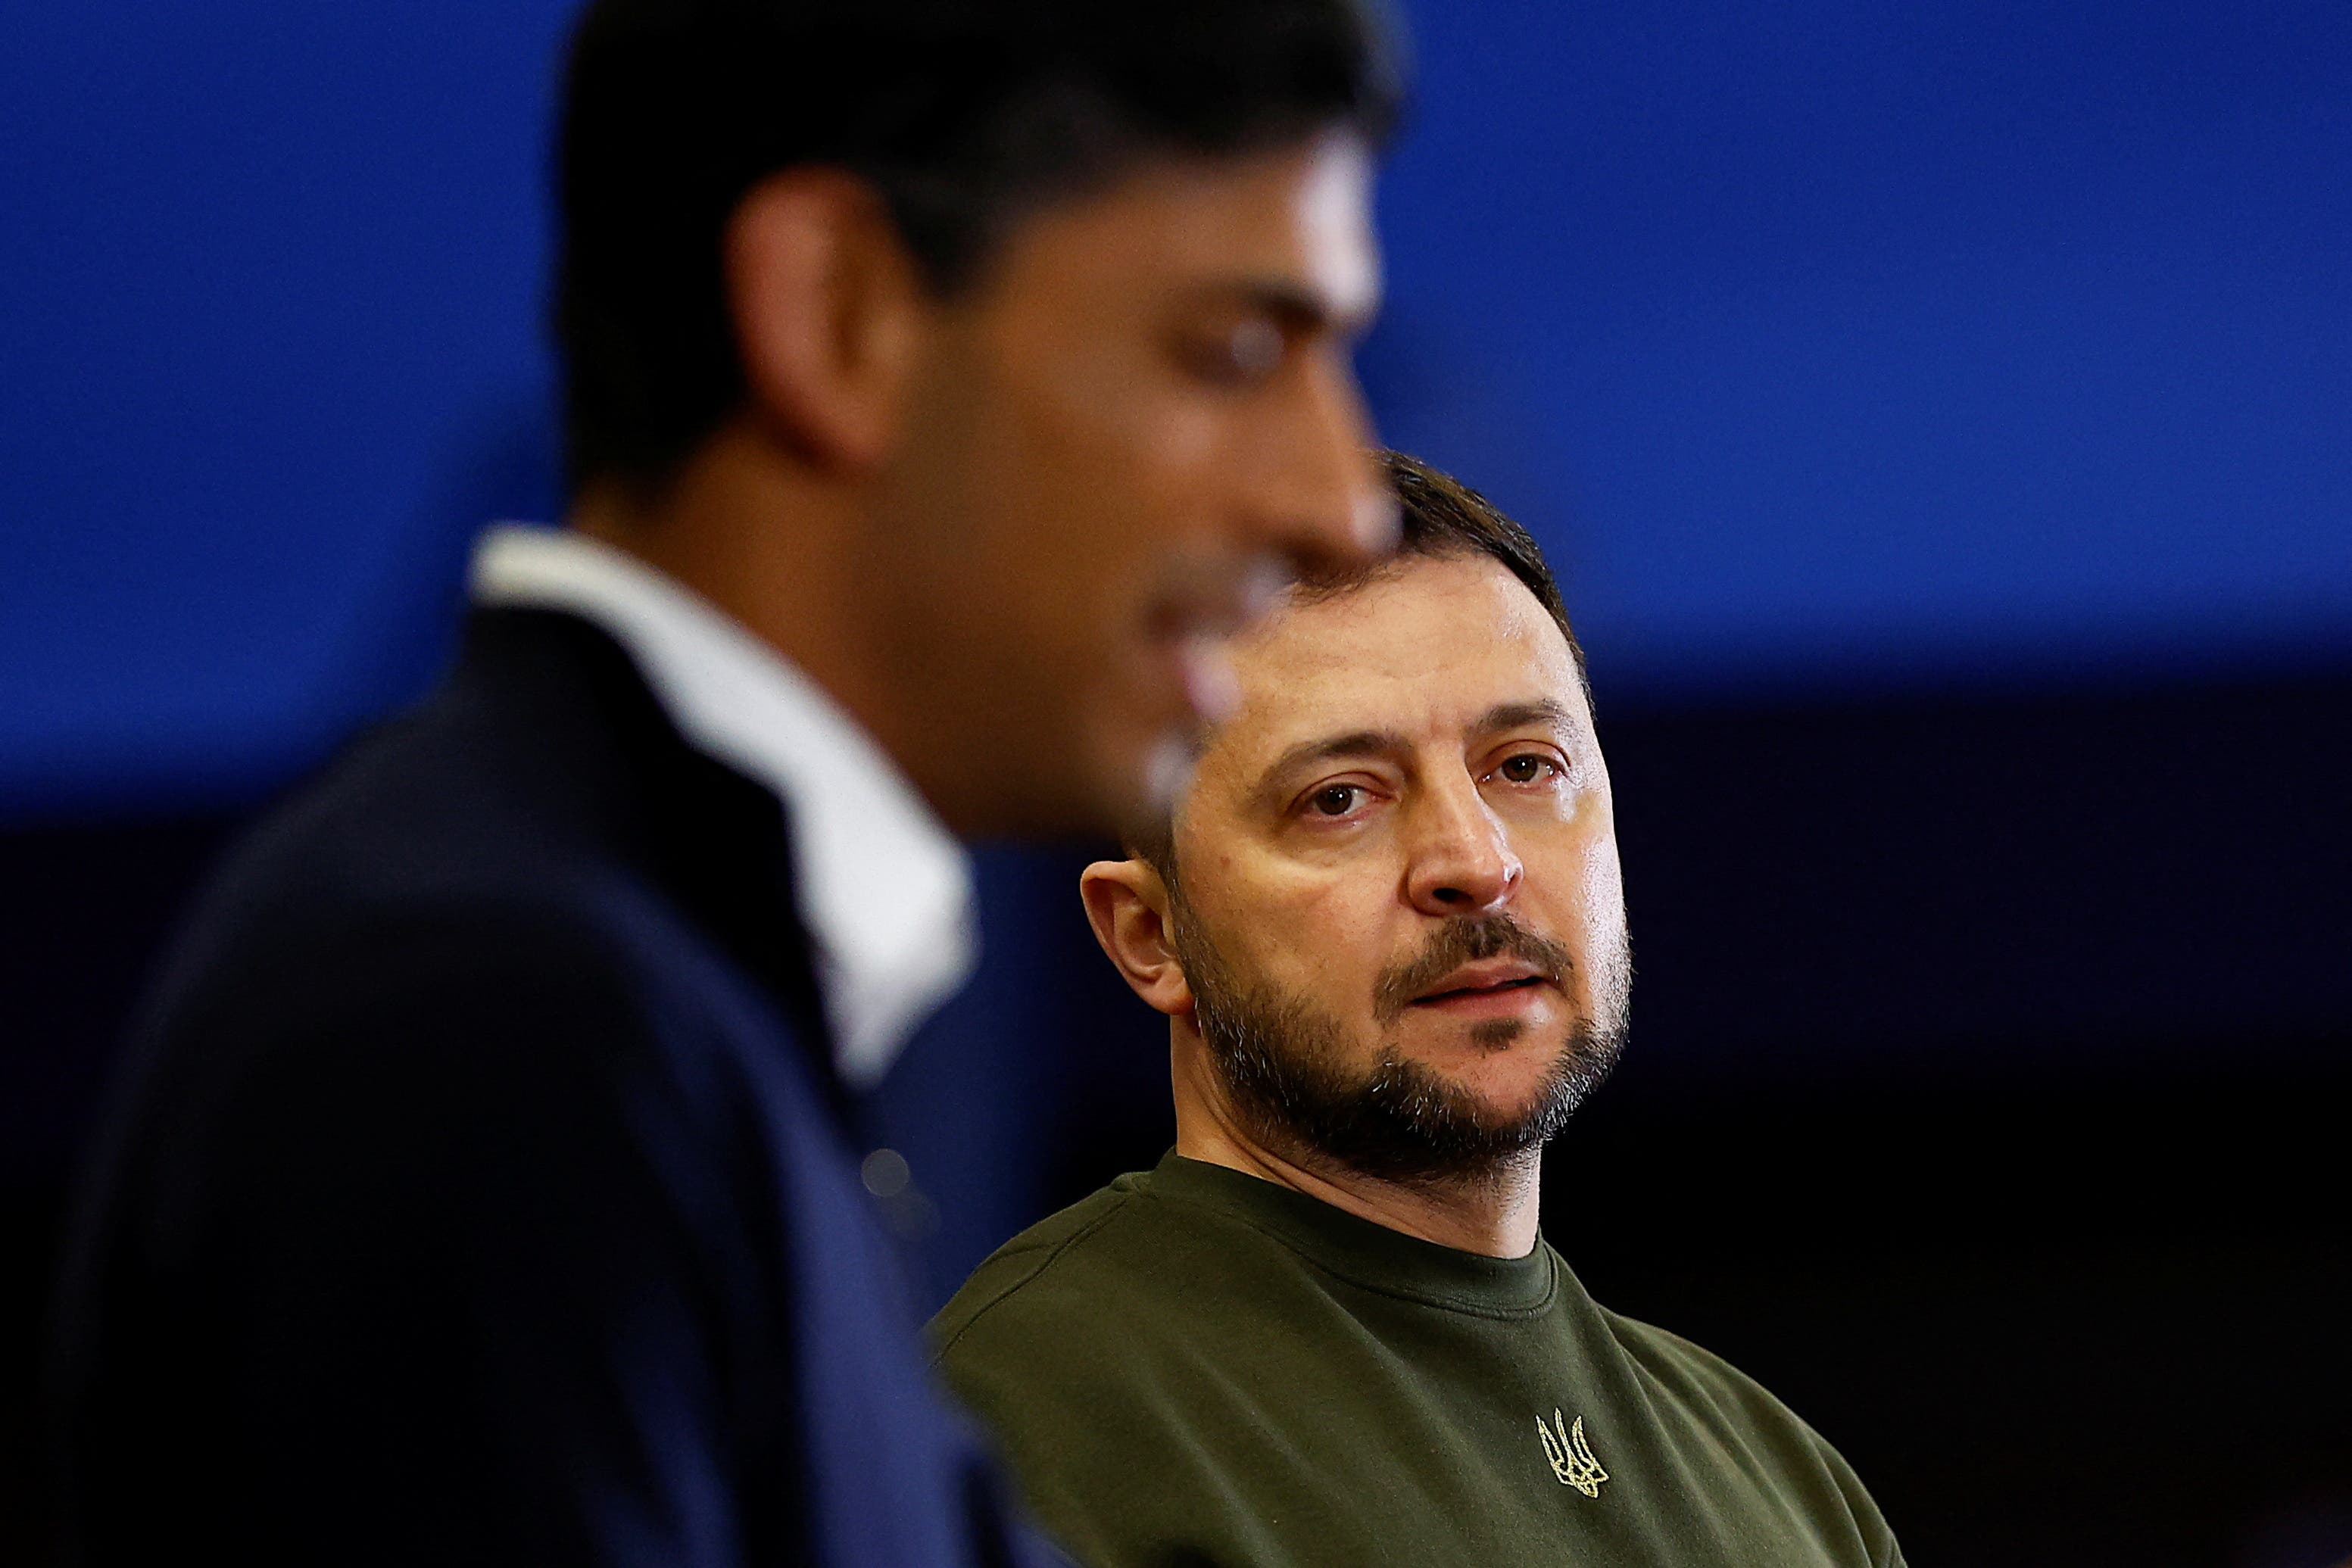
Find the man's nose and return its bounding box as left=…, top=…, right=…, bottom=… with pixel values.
left=1249, top=355, right=1396, bottom=575
left=1403, top=778, right=1523, bottom=918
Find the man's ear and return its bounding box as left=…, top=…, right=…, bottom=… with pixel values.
left=724, top=168, right=929, bottom=471
left=1079, top=859, right=1195, bottom=1020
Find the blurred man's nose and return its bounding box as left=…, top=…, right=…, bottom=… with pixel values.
left=1404, top=775, right=1523, bottom=918
left=1253, top=354, right=1395, bottom=575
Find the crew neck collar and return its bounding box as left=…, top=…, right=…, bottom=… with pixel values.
left=1146, top=1152, right=1557, bottom=1318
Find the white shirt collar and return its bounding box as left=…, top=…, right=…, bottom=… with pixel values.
left=469, top=522, right=976, bottom=1089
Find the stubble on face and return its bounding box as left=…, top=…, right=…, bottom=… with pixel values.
left=1171, top=900, right=1627, bottom=1189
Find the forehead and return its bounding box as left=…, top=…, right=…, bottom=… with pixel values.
left=982, top=130, right=1379, bottom=313
left=1199, top=553, right=1591, bottom=784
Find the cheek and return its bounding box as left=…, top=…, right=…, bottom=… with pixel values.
left=1125, top=380, right=1229, bottom=480
left=1577, top=836, right=1627, bottom=940
left=1247, top=877, right=1395, bottom=1019
left=1562, top=839, right=1630, bottom=1006
left=994, top=383, right=1213, bottom=629
left=932, top=416, right=1152, bottom=664
left=994, top=306, right=1221, bottom=486
left=1523, top=831, right=1627, bottom=971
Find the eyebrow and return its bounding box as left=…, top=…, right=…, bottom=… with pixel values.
left=1256, top=729, right=1405, bottom=796
left=1199, top=276, right=1376, bottom=340
left=1251, top=698, right=1580, bottom=801
left=1477, top=698, right=1579, bottom=737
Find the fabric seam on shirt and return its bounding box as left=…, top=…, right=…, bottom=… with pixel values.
left=928, top=1194, right=1142, bottom=1364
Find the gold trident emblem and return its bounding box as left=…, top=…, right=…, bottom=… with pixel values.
left=1536, top=1409, right=1608, bottom=1498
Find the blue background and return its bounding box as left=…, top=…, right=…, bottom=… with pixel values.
left=5, top=7, right=2350, bottom=1564
left=5, top=0, right=2349, bottom=816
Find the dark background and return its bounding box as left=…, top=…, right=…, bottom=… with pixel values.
left=4, top=3, right=2347, bottom=1564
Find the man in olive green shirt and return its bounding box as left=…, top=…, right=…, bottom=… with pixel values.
left=933, top=452, right=1904, bottom=1568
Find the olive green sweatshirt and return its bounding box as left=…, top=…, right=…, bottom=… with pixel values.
left=932, top=1153, right=1903, bottom=1568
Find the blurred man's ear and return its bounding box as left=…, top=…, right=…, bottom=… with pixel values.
left=725, top=169, right=928, bottom=471
left=1079, top=859, right=1195, bottom=1020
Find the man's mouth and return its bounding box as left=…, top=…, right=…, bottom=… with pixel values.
left=1409, top=960, right=1551, bottom=1008
left=1371, top=917, right=1578, bottom=1028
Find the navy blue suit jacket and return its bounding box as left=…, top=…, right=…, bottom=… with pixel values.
left=51, top=607, right=1053, bottom=1566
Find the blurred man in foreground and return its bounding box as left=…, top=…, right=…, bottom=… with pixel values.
left=49, top=3, right=1399, bottom=1563
left=933, top=454, right=1904, bottom=1568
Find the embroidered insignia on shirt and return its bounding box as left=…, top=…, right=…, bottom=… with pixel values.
left=1537, top=1409, right=1608, bottom=1498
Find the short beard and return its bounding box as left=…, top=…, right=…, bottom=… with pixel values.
left=1173, top=909, right=1626, bottom=1189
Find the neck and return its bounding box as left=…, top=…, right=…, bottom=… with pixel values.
left=1169, top=1029, right=1544, bottom=1259
left=569, top=422, right=968, bottom=832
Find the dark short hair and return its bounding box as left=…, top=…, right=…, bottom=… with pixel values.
left=555, top=0, right=1407, bottom=498
left=1322, top=449, right=1589, bottom=692
left=1134, top=448, right=1589, bottom=876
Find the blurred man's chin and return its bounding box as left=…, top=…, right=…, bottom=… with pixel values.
left=1076, top=719, right=1203, bottom=839
left=1040, top=703, right=1179, bottom=842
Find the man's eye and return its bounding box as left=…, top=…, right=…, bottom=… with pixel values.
left=1186, top=319, right=1285, bottom=387
left=1308, top=784, right=1362, bottom=817
left=1497, top=754, right=1558, bottom=784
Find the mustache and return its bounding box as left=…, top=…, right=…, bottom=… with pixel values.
left=1371, top=915, right=1574, bottom=1027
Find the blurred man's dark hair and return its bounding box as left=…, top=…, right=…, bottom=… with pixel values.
left=557, top=0, right=1406, bottom=497
left=1135, top=447, right=1589, bottom=878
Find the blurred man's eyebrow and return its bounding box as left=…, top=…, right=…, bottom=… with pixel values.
left=1477, top=698, right=1578, bottom=737
left=1202, top=277, right=1374, bottom=337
